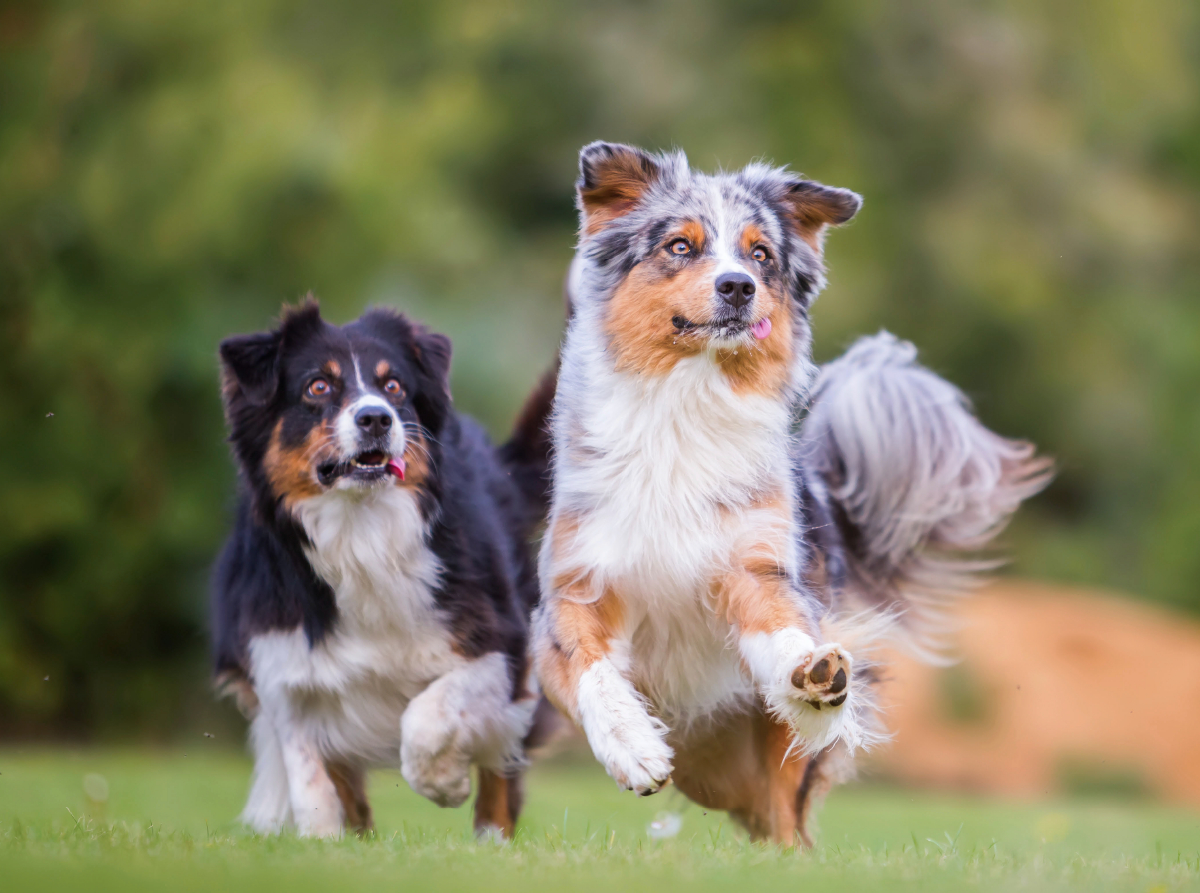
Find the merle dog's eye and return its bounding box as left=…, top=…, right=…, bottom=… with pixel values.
left=307, top=379, right=331, bottom=397
left=667, top=239, right=692, bottom=256
left=751, top=246, right=770, bottom=263
left=383, top=379, right=403, bottom=397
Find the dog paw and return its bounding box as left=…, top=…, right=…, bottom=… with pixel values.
left=401, top=747, right=472, bottom=807
left=791, top=643, right=851, bottom=708
left=577, top=659, right=674, bottom=795
left=601, top=736, right=674, bottom=796
left=294, top=806, right=345, bottom=839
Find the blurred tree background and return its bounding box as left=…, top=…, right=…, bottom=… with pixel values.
left=1, top=0, right=1197, bottom=739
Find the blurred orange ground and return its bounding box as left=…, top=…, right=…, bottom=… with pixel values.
left=868, top=581, right=1200, bottom=804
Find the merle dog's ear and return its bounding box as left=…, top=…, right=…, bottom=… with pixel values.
left=780, top=177, right=862, bottom=252
left=576, top=141, right=663, bottom=233
left=220, top=330, right=282, bottom=406
left=411, top=327, right=453, bottom=433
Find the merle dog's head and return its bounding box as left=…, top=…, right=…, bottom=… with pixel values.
left=219, top=301, right=450, bottom=516
left=571, top=142, right=860, bottom=393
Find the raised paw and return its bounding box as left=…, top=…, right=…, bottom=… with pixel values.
left=401, top=742, right=472, bottom=808
left=791, top=643, right=852, bottom=709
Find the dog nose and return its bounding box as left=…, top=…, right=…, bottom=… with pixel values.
left=715, top=271, right=756, bottom=310
left=355, top=408, right=393, bottom=437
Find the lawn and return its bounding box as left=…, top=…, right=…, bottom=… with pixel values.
left=2, top=746, right=1198, bottom=892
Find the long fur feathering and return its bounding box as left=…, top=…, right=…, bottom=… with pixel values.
left=800, top=332, right=1053, bottom=662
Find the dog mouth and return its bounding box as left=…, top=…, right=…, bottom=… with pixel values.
left=672, top=315, right=772, bottom=341
left=353, top=449, right=388, bottom=468
left=317, top=450, right=407, bottom=486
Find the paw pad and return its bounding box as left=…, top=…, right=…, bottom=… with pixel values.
left=791, top=645, right=852, bottom=709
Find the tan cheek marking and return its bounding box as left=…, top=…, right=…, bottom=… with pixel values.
left=606, top=259, right=719, bottom=376
left=264, top=419, right=332, bottom=509
left=397, top=425, right=431, bottom=486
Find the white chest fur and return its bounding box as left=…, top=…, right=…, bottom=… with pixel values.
left=551, top=349, right=801, bottom=718
left=249, top=486, right=459, bottom=764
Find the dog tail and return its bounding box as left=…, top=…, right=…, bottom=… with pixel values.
left=497, top=259, right=576, bottom=522
left=498, top=360, right=558, bottom=521
left=799, top=331, right=1052, bottom=662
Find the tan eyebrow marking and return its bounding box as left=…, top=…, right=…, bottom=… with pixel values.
left=375, top=360, right=390, bottom=378
left=324, top=360, right=342, bottom=378
left=741, top=224, right=767, bottom=255
left=678, top=219, right=707, bottom=252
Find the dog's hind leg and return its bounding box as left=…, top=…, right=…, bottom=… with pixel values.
left=240, top=711, right=293, bottom=833
left=326, top=760, right=373, bottom=835
left=670, top=707, right=809, bottom=847
left=761, top=716, right=808, bottom=846
left=473, top=768, right=522, bottom=840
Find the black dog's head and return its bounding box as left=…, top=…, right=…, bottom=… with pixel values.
left=219, top=300, right=451, bottom=516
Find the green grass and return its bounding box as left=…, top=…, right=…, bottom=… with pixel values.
left=2, top=747, right=1199, bottom=891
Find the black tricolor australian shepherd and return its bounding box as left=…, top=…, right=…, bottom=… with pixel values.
left=533, top=142, right=1051, bottom=845
left=213, top=302, right=554, bottom=839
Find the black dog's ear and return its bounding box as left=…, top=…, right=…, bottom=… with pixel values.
left=779, top=177, right=862, bottom=252
left=412, top=327, right=453, bottom=433
left=220, top=330, right=281, bottom=406
left=219, top=298, right=325, bottom=407
left=576, top=141, right=663, bottom=233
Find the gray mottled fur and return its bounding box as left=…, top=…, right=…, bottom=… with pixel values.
left=799, top=332, right=1053, bottom=661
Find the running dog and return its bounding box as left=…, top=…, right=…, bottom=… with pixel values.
left=213, top=302, right=554, bottom=839
left=533, top=142, right=1050, bottom=845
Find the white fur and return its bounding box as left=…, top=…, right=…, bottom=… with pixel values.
left=241, top=485, right=534, bottom=836
left=739, top=631, right=854, bottom=754
left=333, top=352, right=405, bottom=458
left=543, top=309, right=860, bottom=755
left=546, top=341, right=796, bottom=717
left=401, top=653, right=537, bottom=806
left=241, top=711, right=293, bottom=833
left=576, top=658, right=674, bottom=793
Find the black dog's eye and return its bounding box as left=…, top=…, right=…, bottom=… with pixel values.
left=751, top=246, right=770, bottom=263
left=307, top=379, right=331, bottom=397
left=667, top=238, right=691, bottom=257
left=383, top=379, right=403, bottom=397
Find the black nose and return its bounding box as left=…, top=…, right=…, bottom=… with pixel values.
left=355, top=407, right=393, bottom=437
left=715, top=271, right=756, bottom=310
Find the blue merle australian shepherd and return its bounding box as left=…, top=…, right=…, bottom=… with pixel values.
left=532, top=143, right=1051, bottom=846
left=213, top=302, right=555, bottom=839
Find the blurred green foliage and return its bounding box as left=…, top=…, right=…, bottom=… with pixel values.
left=1, top=0, right=1197, bottom=737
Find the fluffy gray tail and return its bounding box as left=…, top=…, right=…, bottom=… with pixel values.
left=799, top=332, right=1052, bottom=661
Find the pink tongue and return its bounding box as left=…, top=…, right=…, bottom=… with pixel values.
left=750, top=317, right=772, bottom=340
left=386, top=458, right=406, bottom=480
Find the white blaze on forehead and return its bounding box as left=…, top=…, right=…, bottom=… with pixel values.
left=352, top=353, right=367, bottom=392
left=334, top=352, right=406, bottom=457
left=707, top=180, right=753, bottom=280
